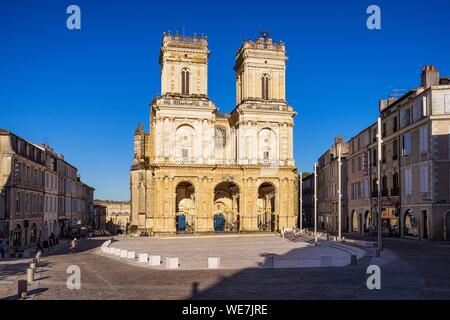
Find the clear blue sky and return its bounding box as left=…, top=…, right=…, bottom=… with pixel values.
left=1, top=0, right=449, bottom=200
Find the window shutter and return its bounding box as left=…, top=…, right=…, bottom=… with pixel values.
left=445, top=94, right=450, bottom=114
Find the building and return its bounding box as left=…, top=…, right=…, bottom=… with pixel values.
left=93, top=204, right=107, bottom=229
left=130, top=32, right=298, bottom=235
left=44, top=146, right=94, bottom=236
left=300, top=172, right=314, bottom=228
left=347, top=124, right=379, bottom=235
left=42, top=145, right=60, bottom=240
left=0, top=129, right=94, bottom=254
left=316, top=136, right=348, bottom=233
left=94, top=200, right=130, bottom=233
left=346, top=65, right=450, bottom=240
left=0, top=129, right=45, bottom=254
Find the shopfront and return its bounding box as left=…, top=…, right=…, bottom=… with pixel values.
left=381, top=207, right=400, bottom=237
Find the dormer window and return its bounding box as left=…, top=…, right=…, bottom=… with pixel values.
left=181, top=68, right=190, bottom=95
left=261, top=74, right=269, bottom=100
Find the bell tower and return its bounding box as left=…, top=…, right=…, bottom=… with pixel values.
left=159, top=32, right=210, bottom=98
left=234, top=33, right=287, bottom=106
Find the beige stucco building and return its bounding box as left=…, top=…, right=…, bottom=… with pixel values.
left=94, top=200, right=130, bottom=232
left=316, top=136, right=348, bottom=232
left=130, top=32, right=298, bottom=235
left=0, top=129, right=94, bottom=255
left=345, top=65, right=450, bottom=240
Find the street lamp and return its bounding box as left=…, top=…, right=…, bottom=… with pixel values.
left=299, top=172, right=303, bottom=232
left=314, top=163, right=318, bottom=245
left=338, top=143, right=342, bottom=241
left=376, top=117, right=383, bottom=256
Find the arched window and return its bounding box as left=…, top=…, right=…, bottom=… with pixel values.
left=261, top=74, right=269, bottom=100
left=176, top=125, right=195, bottom=159
left=181, top=68, right=190, bottom=95
left=258, top=128, right=276, bottom=162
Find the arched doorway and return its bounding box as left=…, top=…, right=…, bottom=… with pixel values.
left=30, top=223, right=37, bottom=243
left=175, top=181, right=195, bottom=233
left=213, top=182, right=240, bottom=232
left=364, top=210, right=372, bottom=233
left=404, top=210, right=418, bottom=238
left=352, top=210, right=360, bottom=233
left=257, top=182, right=276, bottom=231
left=13, top=224, right=22, bottom=251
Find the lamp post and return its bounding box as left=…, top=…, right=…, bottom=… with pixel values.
left=314, top=163, right=318, bottom=244
left=299, top=172, right=303, bottom=232
left=338, top=143, right=342, bottom=241
left=376, top=117, right=383, bottom=256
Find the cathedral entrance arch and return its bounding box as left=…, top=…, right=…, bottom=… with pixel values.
left=257, top=182, right=276, bottom=231
left=175, top=181, right=195, bottom=234
left=213, top=182, right=240, bottom=232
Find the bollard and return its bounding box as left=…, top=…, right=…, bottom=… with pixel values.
left=207, top=257, right=220, bottom=269
left=26, top=268, right=34, bottom=284
left=138, top=253, right=149, bottom=263
left=350, top=255, right=357, bottom=265
left=166, top=257, right=179, bottom=269
left=17, top=280, right=27, bottom=299
left=30, top=262, right=36, bottom=270
left=149, top=255, right=161, bottom=266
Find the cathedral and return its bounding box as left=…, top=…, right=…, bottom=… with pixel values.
left=130, top=32, right=298, bottom=235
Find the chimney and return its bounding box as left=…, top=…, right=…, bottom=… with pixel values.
left=379, top=95, right=397, bottom=112
left=421, top=65, right=440, bottom=89
left=379, top=99, right=388, bottom=112
left=335, top=135, right=345, bottom=145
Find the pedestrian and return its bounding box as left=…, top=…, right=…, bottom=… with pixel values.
left=36, top=238, right=43, bottom=255
left=69, top=238, right=77, bottom=254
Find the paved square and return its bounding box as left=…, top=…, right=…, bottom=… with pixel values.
left=103, top=234, right=365, bottom=269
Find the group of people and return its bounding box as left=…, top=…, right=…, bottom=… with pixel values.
left=0, top=233, right=81, bottom=259
left=35, top=233, right=60, bottom=255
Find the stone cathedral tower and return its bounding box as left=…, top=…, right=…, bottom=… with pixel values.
left=130, top=32, right=298, bottom=235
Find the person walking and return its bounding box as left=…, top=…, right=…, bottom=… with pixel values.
left=69, top=238, right=78, bottom=254
left=36, top=238, right=43, bottom=255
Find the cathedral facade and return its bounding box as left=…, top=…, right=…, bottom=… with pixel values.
left=130, top=32, right=298, bottom=235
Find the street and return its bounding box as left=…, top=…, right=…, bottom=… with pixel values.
left=1, top=236, right=449, bottom=300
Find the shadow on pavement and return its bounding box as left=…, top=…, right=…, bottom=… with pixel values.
left=0, top=288, right=49, bottom=301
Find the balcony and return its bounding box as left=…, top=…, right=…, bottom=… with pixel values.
left=215, top=159, right=237, bottom=165
left=174, top=157, right=197, bottom=164
left=381, top=189, right=388, bottom=197
left=258, top=159, right=279, bottom=166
